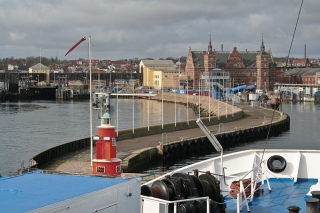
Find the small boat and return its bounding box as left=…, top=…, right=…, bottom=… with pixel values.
left=92, top=85, right=111, bottom=109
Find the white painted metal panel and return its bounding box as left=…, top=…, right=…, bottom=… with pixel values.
left=249, top=94, right=259, bottom=101
left=141, top=199, right=161, bottom=213
left=28, top=178, right=141, bottom=213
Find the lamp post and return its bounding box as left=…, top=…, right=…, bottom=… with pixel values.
left=208, top=79, right=210, bottom=121
left=109, top=68, right=112, bottom=87
left=178, top=57, right=181, bottom=91
left=162, top=82, right=163, bottom=129
left=198, top=78, right=201, bottom=119
left=187, top=79, right=189, bottom=125
left=148, top=80, right=150, bottom=131
left=132, top=70, right=134, bottom=134
left=175, top=80, right=177, bottom=127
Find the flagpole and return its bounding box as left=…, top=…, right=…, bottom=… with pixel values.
left=218, top=74, right=220, bottom=120
left=117, top=87, right=119, bottom=136
left=148, top=80, right=150, bottom=131
left=162, top=85, right=163, bottom=129
left=175, top=81, right=176, bottom=127
left=64, top=36, right=89, bottom=164
left=88, top=36, right=93, bottom=167
left=187, top=79, right=189, bottom=125
left=198, top=78, right=201, bottom=119
left=209, top=78, right=210, bottom=121
left=132, top=71, right=134, bottom=134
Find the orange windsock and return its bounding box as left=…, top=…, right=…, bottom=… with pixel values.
left=65, top=37, right=86, bottom=56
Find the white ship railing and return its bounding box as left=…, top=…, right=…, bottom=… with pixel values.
left=141, top=196, right=211, bottom=213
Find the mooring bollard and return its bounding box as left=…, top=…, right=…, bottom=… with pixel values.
left=218, top=123, right=224, bottom=133
left=306, top=198, right=319, bottom=213
left=311, top=191, right=320, bottom=211
left=287, top=205, right=301, bottom=213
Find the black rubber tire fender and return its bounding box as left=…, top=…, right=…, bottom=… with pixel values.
left=267, top=155, right=286, bottom=173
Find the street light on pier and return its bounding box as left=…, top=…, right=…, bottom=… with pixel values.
left=109, top=69, right=112, bottom=88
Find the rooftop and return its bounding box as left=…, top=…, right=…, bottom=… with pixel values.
left=0, top=170, right=136, bottom=212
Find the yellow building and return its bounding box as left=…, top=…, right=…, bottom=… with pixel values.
left=139, top=60, right=183, bottom=90
left=28, top=63, right=50, bottom=84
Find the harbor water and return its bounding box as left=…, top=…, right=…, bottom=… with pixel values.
left=0, top=98, right=196, bottom=176
left=0, top=100, right=319, bottom=176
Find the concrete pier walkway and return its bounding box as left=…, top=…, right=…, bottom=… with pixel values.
left=41, top=102, right=283, bottom=174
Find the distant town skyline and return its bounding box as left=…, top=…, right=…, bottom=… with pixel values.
left=1, top=1, right=319, bottom=60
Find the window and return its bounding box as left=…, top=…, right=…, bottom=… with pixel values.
left=112, top=138, right=116, bottom=146
left=116, top=165, right=121, bottom=173
left=97, top=166, right=105, bottom=173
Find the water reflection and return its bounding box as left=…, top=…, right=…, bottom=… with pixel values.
left=0, top=102, right=48, bottom=115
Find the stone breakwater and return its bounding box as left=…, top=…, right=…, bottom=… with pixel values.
left=151, top=92, right=242, bottom=116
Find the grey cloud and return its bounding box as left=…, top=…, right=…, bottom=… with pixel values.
left=0, top=0, right=318, bottom=60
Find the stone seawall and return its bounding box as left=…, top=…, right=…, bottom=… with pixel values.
left=123, top=113, right=290, bottom=172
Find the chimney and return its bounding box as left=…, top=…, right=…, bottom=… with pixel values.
left=221, top=44, right=223, bottom=52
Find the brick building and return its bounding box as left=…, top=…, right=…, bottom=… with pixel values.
left=185, top=36, right=276, bottom=92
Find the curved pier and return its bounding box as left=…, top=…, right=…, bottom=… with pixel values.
left=28, top=94, right=289, bottom=174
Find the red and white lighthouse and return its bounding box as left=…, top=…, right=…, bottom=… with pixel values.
left=92, top=112, right=122, bottom=176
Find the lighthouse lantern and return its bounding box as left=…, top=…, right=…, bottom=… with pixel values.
left=101, top=112, right=111, bottom=126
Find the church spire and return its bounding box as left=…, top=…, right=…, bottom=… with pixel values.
left=208, top=32, right=212, bottom=53
left=260, top=33, right=266, bottom=53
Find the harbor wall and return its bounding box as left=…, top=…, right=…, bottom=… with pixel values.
left=30, top=138, right=91, bottom=169
left=123, top=112, right=290, bottom=172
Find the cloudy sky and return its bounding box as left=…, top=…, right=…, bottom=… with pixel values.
left=0, top=0, right=319, bottom=61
